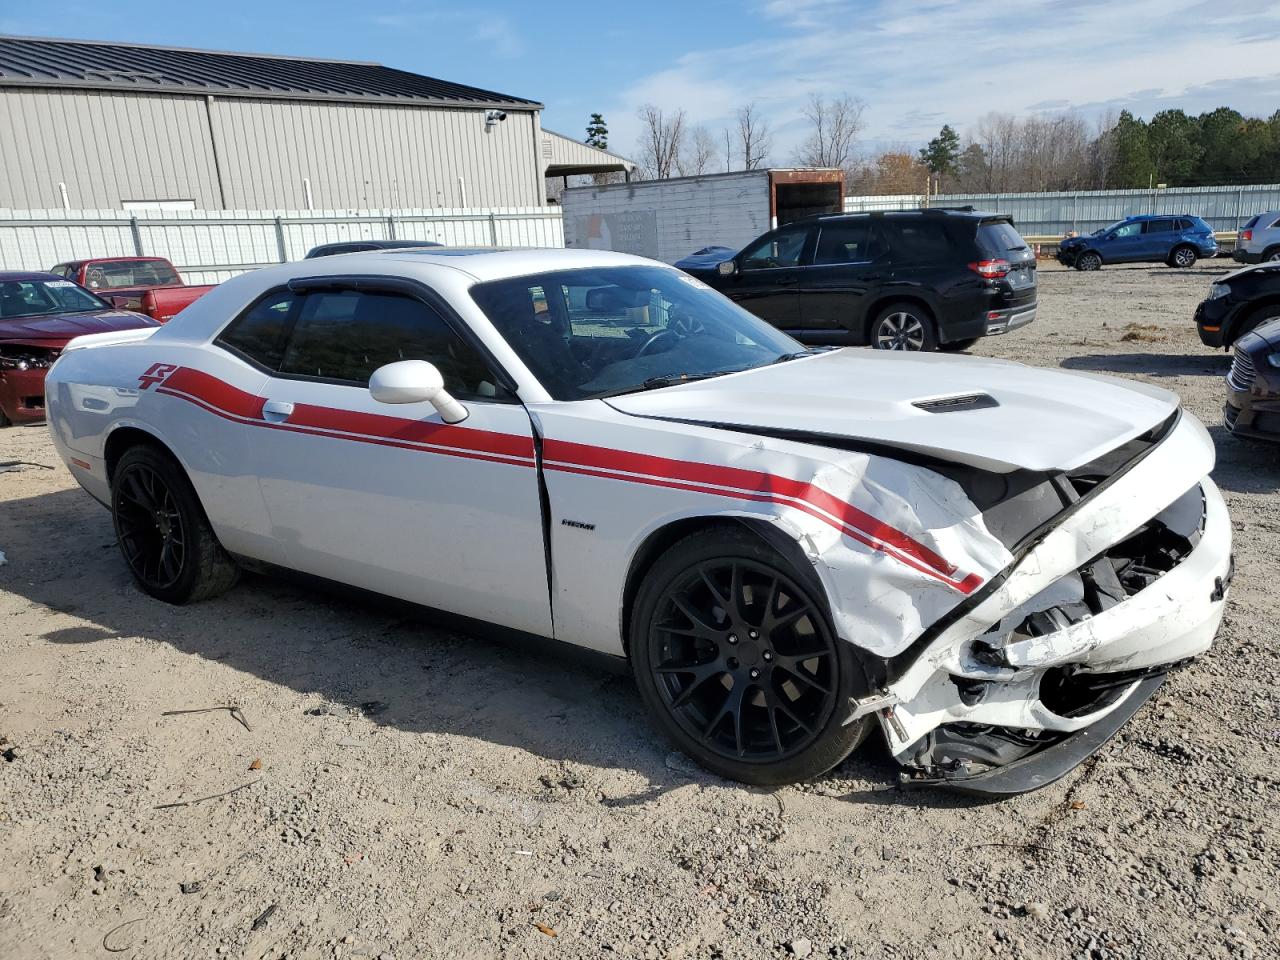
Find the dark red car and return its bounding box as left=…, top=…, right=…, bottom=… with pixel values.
left=0, top=271, right=158, bottom=426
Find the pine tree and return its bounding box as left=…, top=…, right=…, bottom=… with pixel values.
left=918, top=124, right=961, bottom=177
left=586, top=113, right=608, bottom=150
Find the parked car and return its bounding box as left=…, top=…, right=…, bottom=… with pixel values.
left=1231, top=212, right=1280, bottom=264
left=50, top=257, right=215, bottom=322
left=1195, top=262, right=1280, bottom=349
left=1224, top=317, right=1280, bottom=442
left=1057, top=215, right=1217, bottom=270
left=674, top=245, right=738, bottom=271
left=0, top=271, right=158, bottom=426
left=44, top=248, right=1230, bottom=793
left=680, top=209, right=1037, bottom=352
left=305, top=239, right=442, bottom=258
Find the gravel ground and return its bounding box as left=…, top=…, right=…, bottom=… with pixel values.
left=1, top=262, right=1278, bottom=960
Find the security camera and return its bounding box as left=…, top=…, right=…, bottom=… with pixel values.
left=484, top=109, right=507, bottom=127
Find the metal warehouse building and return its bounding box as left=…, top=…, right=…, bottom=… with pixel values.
left=0, top=35, right=634, bottom=211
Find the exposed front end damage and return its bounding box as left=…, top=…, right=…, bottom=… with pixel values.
left=857, top=413, right=1231, bottom=793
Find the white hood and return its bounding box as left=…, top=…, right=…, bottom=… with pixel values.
left=606, top=349, right=1178, bottom=473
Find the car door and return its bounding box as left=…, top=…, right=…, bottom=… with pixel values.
left=1102, top=221, right=1146, bottom=262
left=229, top=279, right=552, bottom=637
left=793, top=219, right=888, bottom=344
left=1141, top=218, right=1177, bottom=260
left=721, top=224, right=812, bottom=330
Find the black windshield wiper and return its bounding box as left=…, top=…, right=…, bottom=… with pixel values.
left=592, top=368, right=747, bottom=399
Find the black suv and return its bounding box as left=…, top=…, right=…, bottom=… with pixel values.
left=682, top=209, right=1037, bottom=351
left=1195, top=262, right=1280, bottom=349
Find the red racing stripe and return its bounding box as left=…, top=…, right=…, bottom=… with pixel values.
left=151, top=365, right=979, bottom=593
left=541, top=438, right=963, bottom=582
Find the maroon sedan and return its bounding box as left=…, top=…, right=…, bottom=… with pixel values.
left=0, top=271, right=158, bottom=426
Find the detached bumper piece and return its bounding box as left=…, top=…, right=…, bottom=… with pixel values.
left=900, top=674, right=1166, bottom=795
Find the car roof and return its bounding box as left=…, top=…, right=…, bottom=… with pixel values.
left=803, top=208, right=1006, bottom=223
left=0, top=270, right=63, bottom=281
left=338, top=245, right=657, bottom=281
left=1120, top=214, right=1200, bottom=221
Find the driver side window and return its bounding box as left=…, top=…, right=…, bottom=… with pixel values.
left=740, top=227, right=809, bottom=270
left=1112, top=222, right=1144, bottom=239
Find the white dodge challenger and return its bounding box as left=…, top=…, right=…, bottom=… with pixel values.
left=44, top=248, right=1232, bottom=793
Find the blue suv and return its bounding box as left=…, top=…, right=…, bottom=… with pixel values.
left=1057, top=215, right=1217, bottom=270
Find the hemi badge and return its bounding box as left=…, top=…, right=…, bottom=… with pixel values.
left=561, top=519, right=595, bottom=531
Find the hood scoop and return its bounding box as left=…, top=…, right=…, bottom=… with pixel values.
left=912, top=393, right=999, bottom=414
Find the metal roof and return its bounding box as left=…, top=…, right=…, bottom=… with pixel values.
left=0, top=35, right=542, bottom=110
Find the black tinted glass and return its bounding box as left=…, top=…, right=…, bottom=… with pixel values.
left=813, top=221, right=881, bottom=265
left=218, top=290, right=297, bottom=369
left=977, top=221, right=1027, bottom=255
left=278, top=290, right=494, bottom=396
left=886, top=220, right=953, bottom=261
left=741, top=228, right=808, bottom=269
left=1147, top=219, right=1176, bottom=233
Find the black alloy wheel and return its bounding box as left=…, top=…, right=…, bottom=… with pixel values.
left=1171, top=246, right=1197, bottom=268
left=115, top=459, right=187, bottom=592
left=632, top=528, right=871, bottom=784
left=1076, top=251, right=1102, bottom=271
left=871, top=303, right=937, bottom=351
left=111, top=445, right=239, bottom=604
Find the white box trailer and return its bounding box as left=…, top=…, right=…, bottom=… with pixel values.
left=561, top=168, right=845, bottom=264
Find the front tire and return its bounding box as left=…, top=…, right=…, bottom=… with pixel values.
left=111, top=445, right=239, bottom=604
left=1263, top=246, right=1280, bottom=263
left=1169, top=245, right=1197, bottom=268
left=1075, top=251, right=1102, bottom=271
left=631, top=528, right=872, bottom=785
left=870, top=303, right=938, bottom=351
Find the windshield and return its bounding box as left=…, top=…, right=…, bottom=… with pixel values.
left=0, top=278, right=110, bottom=319
left=470, top=266, right=802, bottom=400
left=83, top=259, right=179, bottom=290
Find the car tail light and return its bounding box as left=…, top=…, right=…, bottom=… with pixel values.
left=1241, top=229, right=1252, bottom=242
left=968, top=259, right=1011, bottom=279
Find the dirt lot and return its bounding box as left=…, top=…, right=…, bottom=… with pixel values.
left=2, top=262, right=1278, bottom=960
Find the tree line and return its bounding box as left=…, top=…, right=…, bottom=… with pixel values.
left=582, top=101, right=1280, bottom=197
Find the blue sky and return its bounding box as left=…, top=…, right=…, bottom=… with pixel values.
left=3, top=0, right=1279, bottom=164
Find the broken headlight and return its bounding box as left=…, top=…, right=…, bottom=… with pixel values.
left=0, top=345, right=59, bottom=371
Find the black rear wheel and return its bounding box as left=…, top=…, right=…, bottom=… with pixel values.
left=632, top=528, right=871, bottom=784
left=1170, top=245, right=1197, bottom=268
left=112, top=445, right=239, bottom=604
left=871, top=303, right=938, bottom=352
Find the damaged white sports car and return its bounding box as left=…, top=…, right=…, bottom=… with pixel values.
left=45, top=248, right=1232, bottom=793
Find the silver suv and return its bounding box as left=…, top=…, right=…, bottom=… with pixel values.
left=1233, top=211, right=1280, bottom=264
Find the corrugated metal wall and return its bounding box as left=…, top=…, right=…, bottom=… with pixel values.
left=845, top=184, right=1280, bottom=236
left=562, top=171, right=770, bottom=263
left=0, top=87, right=545, bottom=211
left=0, top=88, right=223, bottom=209
left=0, top=206, right=565, bottom=284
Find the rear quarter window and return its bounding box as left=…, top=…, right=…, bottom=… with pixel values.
left=885, top=220, right=954, bottom=262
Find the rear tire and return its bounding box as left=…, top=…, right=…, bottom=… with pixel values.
left=111, top=445, right=239, bottom=604
left=1169, top=245, right=1197, bottom=268
left=938, top=337, right=980, bottom=352
left=1075, top=251, right=1102, bottom=271
left=870, top=302, right=938, bottom=351
left=631, top=527, right=872, bottom=785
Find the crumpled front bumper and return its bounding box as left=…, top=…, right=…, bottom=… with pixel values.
left=873, top=413, right=1231, bottom=791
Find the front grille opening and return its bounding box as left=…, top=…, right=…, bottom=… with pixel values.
left=1228, top=350, right=1256, bottom=392
left=974, top=484, right=1204, bottom=668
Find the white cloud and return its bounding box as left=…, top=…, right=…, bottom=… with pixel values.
left=603, top=0, right=1280, bottom=164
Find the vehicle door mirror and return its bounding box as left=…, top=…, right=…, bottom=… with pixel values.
left=368, top=360, right=468, bottom=424
left=717, top=259, right=738, bottom=277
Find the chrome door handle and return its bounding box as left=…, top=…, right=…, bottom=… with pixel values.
left=262, top=399, right=294, bottom=423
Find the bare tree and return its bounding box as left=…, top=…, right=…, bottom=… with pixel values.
left=736, top=104, right=772, bottom=170
left=635, top=104, right=687, bottom=179
left=678, top=126, right=719, bottom=176
left=795, top=94, right=865, bottom=171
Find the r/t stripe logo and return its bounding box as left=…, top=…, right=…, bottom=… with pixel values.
left=138, top=363, right=178, bottom=390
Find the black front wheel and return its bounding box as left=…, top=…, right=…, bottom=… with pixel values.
left=1075, top=252, right=1102, bottom=271
left=112, top=445, right=239, bottom=604
left=631, top=528, right=872, bottom=784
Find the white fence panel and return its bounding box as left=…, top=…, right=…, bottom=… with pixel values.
left=0, top=206, right=566, bottom=279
